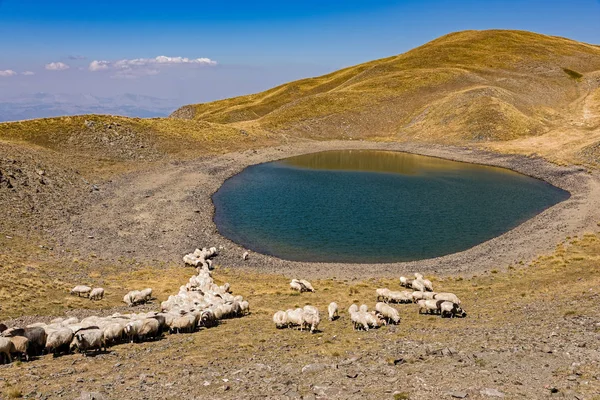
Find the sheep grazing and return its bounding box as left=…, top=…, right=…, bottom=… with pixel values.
left=0, top=337, right=15, bottom=364
left=417, top=299, right=442, bottom=315
left=71, top=329, right=105, bottom=355
left=89, top=288, right=105, bottom=301
left=290, top=279, right=314, bottom=293
left=412, top=291, right=436, bottom=302
left=273, top=311, right=288, bottom=329
left=239, top=300, right=250, bottom=315
left=376, top=288, right=391, bottom=302
left=169, top=314, right=197, bottom=334
left=123, top=289, right=152, bottom=306
left=411, top=279, right=426, bottom=292
left=242, top=251, right=249, bottom=261
left=285, top=308, right=304, bottom=330
left=123, top=290, right=141, bottom=306
left=440, top=301, right=467, bottom=318
left=103, top=323, right=125, bottom=346
left=3, top=327, right=47, bottom=357
left=434, top=293, right=461, bottom=305
left=140, top=288, right=153, bottom=302
left=328, top=302, right=339, bottom=321
left=70, top=285, right=92, bottom=297
left=350, top=311, right=370, bottom=331
left=348, top=304, right=358, bottom=314
left=9, top=336, right=29, bottom=361
left=45, top=328, right=74, bottom=356
left=399, top=277, right=413, bottom=288
left=137, top=318, right=161, bottom=341
left=290, top=279, right=304, bottom=292
left=184, top=246, right=219, bottom=269
left=375, top=302, right=400, bottom=324
left=302, top=306, right=321, bottom=333
left=299, top=279, right=315, bottom=292
left=388, top=291, right=413, bottom=304
left=359, top=304, right=369, bottom=313
left=420, top=279, right=434, bottom=292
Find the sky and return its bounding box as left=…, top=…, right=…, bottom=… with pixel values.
left=1, top=0, right=600, bottom=115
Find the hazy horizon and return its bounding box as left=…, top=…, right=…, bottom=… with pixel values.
left=1, top=0, right=599, bottom=121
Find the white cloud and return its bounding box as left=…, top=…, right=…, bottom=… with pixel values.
left=88, top=55, right=217, bottom=78
left=88, top=60, right=110, bottom=71
left=22, top=71, right=35, bottom=76
left=45, top=62, right=70, bottom=71
left=0, top=70, right=17, bottom=77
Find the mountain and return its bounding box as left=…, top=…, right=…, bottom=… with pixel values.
left=1, top=30, right=600, bottom=167
left=0, top=93, right=179, bottom=122
left=171, top=29, right=600, bottom=158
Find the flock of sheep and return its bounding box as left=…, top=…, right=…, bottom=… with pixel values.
left=0, top=247, right=249, bottom=364
left=1, top=247, right=466, bottom=365
left=273, top=273, right=466, bottom=333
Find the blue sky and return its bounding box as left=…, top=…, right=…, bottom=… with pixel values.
left=1, top=0, right=599, bottom=113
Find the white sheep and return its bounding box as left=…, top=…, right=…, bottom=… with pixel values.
left=420, top=278, right=434, bottom=292
left=350, top=311, right=369, bottom=331
left=348, top=304, right=358, bottom=314
left=273, top=311, right=287, bottom=328
left=45, top=328, right=74, bottom=355
left=299, top=279, right=315, bottom=292
left=302, top=306, right=320, bottom=333
left=399, top=277, right=413, bottom=288
left=140, top=288, right=153, bottom=302
left=328, top=302, right=339, bottom=321
left=138, top=318, right=161, bottom=341
left=411, top=280, right=426, bottom=292
left=359, top=304, right=369, bottom=313
left=242, top=251, right=249, bottom=261
left=375, top=302, right=400, bottom=324
left=440, top=301, right=467, bottom=318
left=434, top=293, right=461, bottom=305
left=0, top=337, right=15, bottom=364
left=123, top=290, right=140, bottom=306
left=418, top=299, right=441, bottom=315
left=376, top=288, right=391, bottom=302
left=285, top=308, right=304, bottom=329
left=103, top=323, right=125, bottom=346
left=70, top=329, right=105, bottom=355
left=70, top=285, right=92, bottom=297
left=290, top=279, right=304, bottom=292
left=89, top=288, right=105, bottom=301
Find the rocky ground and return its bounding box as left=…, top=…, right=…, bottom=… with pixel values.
left=1, top=141, right=600, bottom=399
left=36, top=140, right=600, bottom=278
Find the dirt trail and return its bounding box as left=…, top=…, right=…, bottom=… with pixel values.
left=52, top=141, right=600, bottom=278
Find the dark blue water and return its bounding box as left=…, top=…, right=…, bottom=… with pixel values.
left=213, top=150, right=570, bottom=263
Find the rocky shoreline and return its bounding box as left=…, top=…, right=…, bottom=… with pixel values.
left=53, top=139, right=600, bottom=278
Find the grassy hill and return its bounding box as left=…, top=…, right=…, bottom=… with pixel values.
left=2, top=29, right=600, bottom=171
left=171, top=30, right=600, bottom=159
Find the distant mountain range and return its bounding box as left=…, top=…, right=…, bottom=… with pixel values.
left=0, top=93, right=179, bottom=122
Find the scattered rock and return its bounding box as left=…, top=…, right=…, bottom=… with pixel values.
left=346, top=371, right=359, bottom=378
left=301, top=363, right=333, bottom=374
left=449, top=391, right=469, bottom=398
left=76, top=392, right=105, bottom=400
left=480, top=388, right=505, bottom=398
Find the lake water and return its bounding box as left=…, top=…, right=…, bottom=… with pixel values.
left=213, top=150, right=570, bottom=263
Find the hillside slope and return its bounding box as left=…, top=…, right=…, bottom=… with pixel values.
left=172, top=29, right=600, bottom=148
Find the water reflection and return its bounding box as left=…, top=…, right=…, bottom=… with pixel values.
left=280, top=150, right=500, bottom=176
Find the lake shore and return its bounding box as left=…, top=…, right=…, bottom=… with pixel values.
left=53, top=139, right=600, bottom=278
